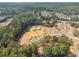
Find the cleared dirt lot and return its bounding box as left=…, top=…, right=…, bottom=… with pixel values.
left=19, top=21, right=79, bottom=56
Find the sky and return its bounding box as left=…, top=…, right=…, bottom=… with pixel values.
left=0, top=0, right=79, bottom=2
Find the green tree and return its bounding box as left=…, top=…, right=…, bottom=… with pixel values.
left=43, top=35, right=72, bottom=57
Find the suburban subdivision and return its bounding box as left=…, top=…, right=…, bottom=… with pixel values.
left=0, top=2, right=79, bottom=57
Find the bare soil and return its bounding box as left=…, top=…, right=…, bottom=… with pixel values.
left=19, top=21, right=79, bottom=55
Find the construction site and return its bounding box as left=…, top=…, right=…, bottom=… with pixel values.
left=19, top=21, right=79, bottom=56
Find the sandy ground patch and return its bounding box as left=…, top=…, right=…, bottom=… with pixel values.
left=19, top=21, right=79, bottom=56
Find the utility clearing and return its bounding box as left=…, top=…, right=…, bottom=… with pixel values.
left=19, top=21, right=79, bottom=56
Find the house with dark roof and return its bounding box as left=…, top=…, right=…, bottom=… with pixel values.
left=0, top=17, right=7, bottom=23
